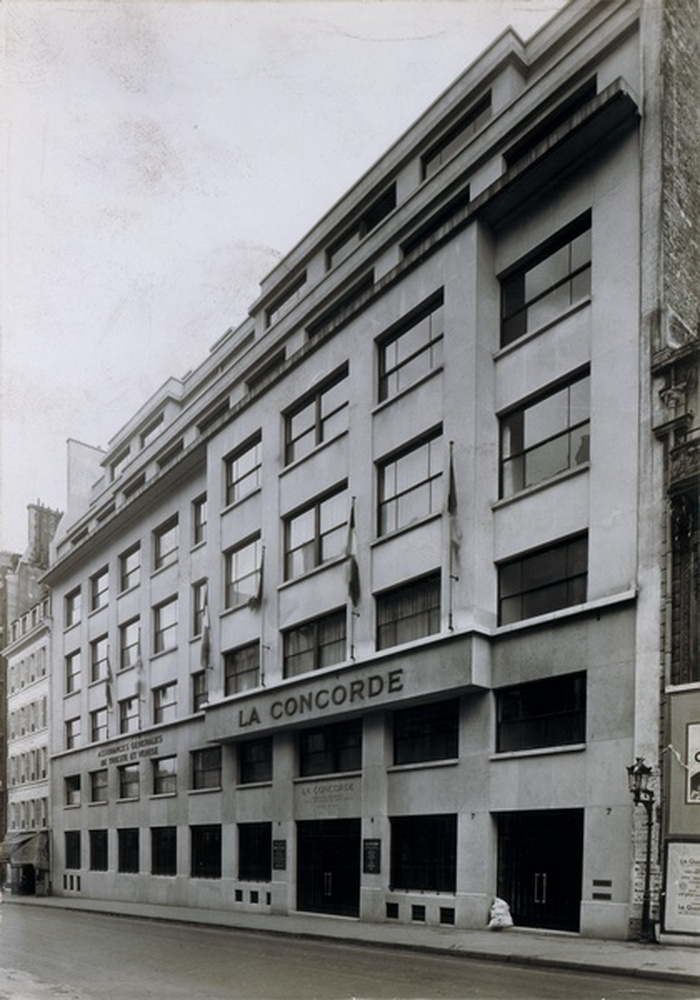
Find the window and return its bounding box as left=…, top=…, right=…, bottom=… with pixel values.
left=393, top=699, right=459, bottom=765
left=500, top=372, right=590, bottom=497
left=298, top=720, right=362, bottom=777
left=65, top=717, right=81, bottom=750
left=224, top=536, right=262, bottom=608
left=285, top=369, right=349, bottom=464
left=65, top=774, right=81, bottom=806
left=192, top=494, right=207, bottom=546
left=110, top=448, right=130, bottom=481
left=65, top=650, right=81, bottom=694
left=422, top=93, right=491, bottom=179
left=192, top=670, right=208, bottom=712
left=153, top=516, right=179, bottom=570
left=119, top=544, right=140, bottom=592
left=118, top=763, right=139, bottom=800
left=117, top=828, right=139, bottom=873
left=153, top=682, right=177, bottom=724
left=191, top=747, right=222, bottom=790
left=496, top=673, right=586, bottom=752
left=390, top=815, right=456, bottom=892
left=326, top=185, right=396, bottom=270
left=505, top=79, right=597, bottom=169
left=65, top=588, right=81, bottom=628
left=90, top=567, right=109, bottom=611
left=90, top=769, right=108, bottom=803
left=376, top=573, right=441, bottom=651
left=89, top=829, right=108, bottom=871
left=191, top=825, right=221, bottom=879
left=498, top=533, right=588, bottom=625
left=378, top=430, right=442, bottom=535
left=284, top=486, right=347, bottom=580
left=65, top=830, right=81, bottom=870
left=140, top=413, right=163, bottom=448
left=153, top=756, right=177, bottom=795
left=192, top=580, right=208, bottom=637
left=283, top=609, right=346, bottom=678
left=225, top=434, right=262, bottom=506
left=266, top=272, right=306, bottom=327
left=90, top=636, right=109, bottom=683
left=378, top=295, right=444, bottom=402
left=153, top=596, right=178, bottom=654
left=238, top=822, right=272, bottom=881
left=239, top=737, right=272, bottom=785
left=501, top=213, right=591, bottom=347
left=119, top=696, right=139, bottom=735
left=152, top=827, right=177, bottom=876
left=90, top=707, right=108, bottom=743
left=224, top=642, right=260, bottom=695
left=119, top=618, right=140, bottom=671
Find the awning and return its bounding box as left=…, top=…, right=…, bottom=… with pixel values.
left=0, top=831, right=50, bottom=868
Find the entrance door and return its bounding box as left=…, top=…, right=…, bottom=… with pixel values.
left=297, top=819, right=361, bottom=917
left=497, top=810, right=584, bottom=932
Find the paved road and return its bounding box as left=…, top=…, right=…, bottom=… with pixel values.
left=0, top=904, right=696, bottom=1000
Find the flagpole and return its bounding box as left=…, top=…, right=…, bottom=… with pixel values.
left=346, top=496, right=360, bottom=660
left=447, top=441, right=459, bottom=633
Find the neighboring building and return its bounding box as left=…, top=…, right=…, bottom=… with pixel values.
left=42, top=0, right=698, bottom=942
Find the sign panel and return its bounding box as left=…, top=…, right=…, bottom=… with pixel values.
left=664, top=840, right=700, bottom=936
left=272, top=840, right=287, bottom=872
left=363, top=838, right=381, bottom=875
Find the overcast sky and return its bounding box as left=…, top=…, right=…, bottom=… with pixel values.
left=1, top=0, right=566, bottom=553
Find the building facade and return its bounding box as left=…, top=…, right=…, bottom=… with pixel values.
left=43, top=0, right=699, bottom=942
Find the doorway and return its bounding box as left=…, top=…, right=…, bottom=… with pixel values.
left=297, top=819, right=361, bottom=917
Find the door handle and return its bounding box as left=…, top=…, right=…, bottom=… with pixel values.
left=324, top=872, right=332, bottom=896
left=534, top=872, right=548, bottom=904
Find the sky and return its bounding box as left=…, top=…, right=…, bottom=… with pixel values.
left=1, top=0, right=567, bottom=553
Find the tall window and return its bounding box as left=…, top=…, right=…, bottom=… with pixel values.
left=119, top=696, right=139, bottom=735
left=153, top=516, right=179, bottom=570
left=65, top=588, right=81, bottom=628
left=224, top=642, right=260, bottom=695
left=90, top=567, right=109, bottom=611
left=496, top=673, right=586, bottom=752
left=65, top=717, right=81, bottom=750
left=285, top=368, right=348, bottom=464
left=390, top=815, right=456, bottom=892
left=498, top=533, right=588, bottom=625
left=90, top=769, right=108, bottom=803
left=192, top=494, right=207, bottom=546
left=298, top=720, right=362, bottom=777
left=239, top=737, right=272, bottom=785
left=152, top=827, right=177, bottom=876
left=89, top=829, right=108, bottom=871
left=90, top=636, right=109, bottom=683
left=225, top=434, right=262, bottom=506
left=153, top=596, right=178, bottom=653
left=65, top=651, right=81, bottom=694
left=422, top=93, right=491, bottom=179
left=500, top=372, right=590, bottom=497
left=192, top=670, right=208, bottom=712
left=65, top=830, right=81, bottom=869
left=65, top=774, right=81, bottom=806
left=224, top=536, right=262, bottom=609
left=117, top=828, right=140, bottom=873
left=119, top=618, right=140, bottom=670
left=378, top=430, right=442, bottom=535
left=191, top=825, right=222, bottom=879
left=192, top=580, right=208, bottom=637
left=152, top=756, right=177, bottom=795
left=119, top=544, right=140, bottom=592
left=284, top=487, right=347, bottom=580
left=501, top=213, right=591, bottom=347
left=238, top=823, right=272, bottom=881
left=119, top=763, right=139, bottom=800
left=191, top=747, right=222, bottom=790
left=378, top=295, right=444, bottom=402
left=283, top=610, right=346, bottom=678
left=153, top=682, right=177, bottom=724
left=376, top=573, right=441, bottom=651
left=393, top=700, right=459, bottom=765
left=90, top=707, right=108, bottom=743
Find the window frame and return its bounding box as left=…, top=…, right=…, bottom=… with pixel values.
left=65, top=774, right=81, bottom=806
left=153, top=682, right=177, bottom=724
left=422, top=92, right=492, bottom=179
left=378, top=294, right=445, bottom=402
left=90, top=635, right=109, bottom=683
left=498, top=533, right=588, bottom=626
left=192, top=670, right=208, bottom=712
left=224, top=641, right=260, bottom=696
left=376, top=572, right=441, bottom=651
left=117, top=827, right=140, bottom=874
left=119, top=543, right=141, bottom=592
left=90, top=567, right=109, bottom=611
left=192, top=494, right=207, bottom=546
left=393, top=699, right=459, bottom=766
left=65, top=650, right=81, bottom=694
left=238, top=822, right=272, bottom=882
left=298, top=720, right=362, bottom=778
left=65, top=588, right=82, bottom=628
left=284, top=368, right=349, bottom=465
left=390, top=814, right=457, bottom=892
left=153, top=515, right=179, bottom=571
left=65, top=717, right=81, bottom=750
left=65, top=830, right=81, bottom=870
left=377, top=429, right=443, bottom=536
left=90, top=768, right=108, bottom=804
left=224, top=535, right=262, bottom=609
left=190, top=824, right=222, bottom=879
left=118, top=696, right=139, bottom=735
left=284, top=484, right=348, bottom=581
left=89, top=829, right=108, bottom=871
left=191, top=746, right=222, bottom=790
left=238, top=737, right=273, bottom=785
left=225, top=434, right=262, bottom=507
left=119, top=617, right=140, bottom=671
left=496, top=672, right=586, bottom=752
left=151, top=826, right=177, bottom=876
left=153, top=596, right=178, bottom=654
left=152, top=755, right=177, bottom=796
left=90, top=707, right=108, bottom=743
left=283, top=608, right=347, bottom=678
left=118, top=763, right=140, bottom=800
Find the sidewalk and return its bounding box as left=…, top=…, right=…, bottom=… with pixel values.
left=4, top=893, right=699, bottom=986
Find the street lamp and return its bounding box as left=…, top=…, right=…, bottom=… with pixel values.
left=626, top=756, right=655, bottom=942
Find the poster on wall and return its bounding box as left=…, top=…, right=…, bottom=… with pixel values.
left=664, top=841, right=700, bottom=936
left=687, top=723, right=700, bottom=803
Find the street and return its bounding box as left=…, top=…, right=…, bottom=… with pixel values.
left=0, top=904, right=696, bottom=1000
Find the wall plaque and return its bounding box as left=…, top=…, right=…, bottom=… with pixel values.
left=272, top=840, right=287, bottom=872
left=363, top=838, right=381, bottom=875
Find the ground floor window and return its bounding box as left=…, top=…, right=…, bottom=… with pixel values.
left=89, top=829, right=108, bottom=871
left=65, top=830, right=81, bottom=870
left=239, top=737, right=273, bottom=785
left=151, top=826, right=177, bottom=876
left=298, top=720, right=362, bottom=777
left=191, top=747, right=222, bottom=790
left=191, top=824, right=221, bottom=879
left=238, top=822, right=272, bottom=881
left=393, top=699, right=459, bottom=765
left=390, top=814, right=456, bottom=892
left=117, top=828, right=139, bottom=873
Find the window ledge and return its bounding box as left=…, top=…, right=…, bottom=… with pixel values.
left=493, top=297, right=591, bottom=360
left=387, top=758, right=459, bottom=773
left=293, top=771, right=362, bottom=785
left=278, top=553, right=346, bottom=591
left=190, top=540, right=206, bottom=554
left=236, top=781, right=273, bottom=790
left=88, top=801, right=107, bottom=807
left=371, top=510, right=442, bottom=548
left=150, top=792, right=177, bottom=800
left=496, top=587, right=637, bottom=635
left=279, top=428, right=350, bottom=478
left=117, top=584, right=140, bottom=599
left=221, top=486, right=262, bottom=517
left=188, top=786, right=221, bottom=796
left=116, top=797, right=139, bottom=804
left=150, top=559, right=179, bottom=580
left=666, top=681, right=700, bottom=694
left=492, top=462, right=589, bottom=509
left=490, top=743, right=586, bottom=761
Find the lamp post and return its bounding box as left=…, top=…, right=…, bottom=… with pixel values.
left=626, top=756, right=655, bottom=942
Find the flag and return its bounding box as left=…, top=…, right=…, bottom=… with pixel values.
left=446, top=443, right=462, bottom=562
left=105, top=648, right=114, bottom=710
left=200, top=582, right=212, bottom=669
left=345, top=497, right=360, bottom=607
left=248, top=545, right=265, bottom=610
left=135, top=629, right=144, bottom=702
